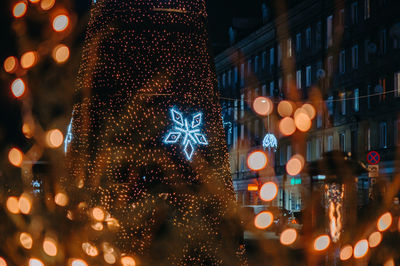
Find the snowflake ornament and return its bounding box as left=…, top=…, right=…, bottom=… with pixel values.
left=262, top=133, right=278, bottom=152
left=164, top=108, right=208, bottom=160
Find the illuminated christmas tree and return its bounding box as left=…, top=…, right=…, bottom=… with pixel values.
left=66, top=0, right=246, bottom=264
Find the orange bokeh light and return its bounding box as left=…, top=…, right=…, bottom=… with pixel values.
left=368, top=231, right=382, bottom=248
left=29, top=0, right=40, bottom=3
left=46, top=129, right=64, bottom=148
left=259, top=182, right=278, bottom=201
left=4, top=56, right=18, bottom=73
left=0, top=257, right=7, bottom=266
left=11, top=78, right=26, bottom=98
left=22, top=123, right=34, bottom=139
left=247, top=151, right=268, bottom=171
left=43, top=238, right=58, bottom=256
left=286, top=154, right=304, bottom=176
left=279, top=117, right=296, bottom=136
left=314, top=235, right=330, bottom=251
left=377, top=212, right=392, bottom=232
left=20, top=232, right=33, bottom=249
left=21, top=51, right=37, bottom=69
left=280, top=228, right=297, bottom=246
left=294, top=112, right=312, bottom=132
left=254, top=211, right=274, bottom=229
left=253, top=96, right=273, bottom=116
left=8, top=148, right=23, bottom=167
left=19, top=194, right=32, bottom=214
left=340, top=245, right=353, bottom=261
left=92, top=207, right=105, bottom=221
left=384, top=259, right=395, bottom=266
left=353, top=239, right=369, bottom=259
left=52, top=44, right=70, bottom=63
left=277, top=100, right=293, bottom=117
left=40, top=0, right=55, bottom=10
left=121, top=256, right=136, bottom=266
left=302, top=103, right=316, bottom=120
left=29, top=258, right=44, bottom=266
left=53, top=15, right=69, bottom=32
left=13, top=2, right=27, bottom=18
left=6, top=196, right=20, bottom=214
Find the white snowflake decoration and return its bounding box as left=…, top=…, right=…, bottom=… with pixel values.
left=64, top=117, right=73, bottom=154
left=164, top=108, right=208, bottom=161
left=263, top=133, right=278, bottom=152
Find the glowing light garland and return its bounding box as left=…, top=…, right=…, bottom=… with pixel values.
left=164, top=108, right=208, bottom=160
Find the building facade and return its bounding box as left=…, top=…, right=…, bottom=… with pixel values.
left=215, top=0, right=400, bottom=213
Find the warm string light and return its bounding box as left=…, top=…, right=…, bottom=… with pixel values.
left=313, top=235, right=330, bottom=251
left=53, top=14, right=69, bottom=32
left=11, top=78, right=26, bottom=98
left=3, top=56, right=18, bottom=73
left=13, top=2, right=27, bottom=18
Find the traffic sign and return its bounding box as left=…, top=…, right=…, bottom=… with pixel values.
left=368, top=165, right=379, bottom=178
left=367, top=151, right=380, bottom=165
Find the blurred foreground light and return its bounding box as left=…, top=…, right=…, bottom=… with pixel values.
left=29, top=0, right=40, bottom=3
left=11, top=78, right=26, bottom=98
left=121, top=256, right=136, bottom=266
left=91, top=222, right=104, bottom=231
left=106, top=218, right=120, bottom=231
left=21, top=51, right=37, bottom=69
left=377, top=212, right=392, bottom=232
left=280, top=228, right=297, bottom=246
left=294, top=112, right=311, bottom=132
left=22, top=123, right=34, bottom=139
left=279, top=117, right=296, bottom=136
left=55, top=193, right=68, bottom=206
left=286, top=154, right=305, bottom=176
left=259, top=182, right=278, bottom=202
left=40, top=0, right=55, bottom=10
left=104, top=253, right=116, bottom=264
left=46, top=129, right=64, bottom=148
left=277, top=100, right=293, bottom=117
left=20, top=232, right=33, bottom=249
left=52, top=44, right=70, bottom=63
left=6, top=197, right=20, bottom=214
left=69, top=259, right=88, bottom=266
left=254, top=211, right=273, bottom=229
left=384, top=258, right=395, bottom=266
left=0, top=257, right=6, bottom=266
left=29, top=258, right=44, bottom=266
left=92, top=207, right=105, bottom=221
left=8, top=148, right=23, bottom=167
left=253, top=97, right=273, bottom=116
left=4, top=56, right=17, bottom=73
left=43, top=237, right=57, bottom=256
left=19, top=194, right=32, bottom=214
left=53, top=15, right=69, bottom=32
left=82, top=242, right=98, bottom=257
left=353, top=239, right=368, bottom=259
left=368, top=231, right=382, bottom=248
left=247, top=151, right=268, bottom=171
left=314, top=235, right=330, bottom=251
left=340, top=245, right=353, bottom=261
left=13, top=2, right=27, bottom=18
left=301, top=103, right=316, bottom=120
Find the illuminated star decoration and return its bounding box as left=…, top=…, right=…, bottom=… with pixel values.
left=164, top=108, right=208, bottom=161
left=64, top=117, right=73, bottom=154
left=262, top=133, right=278, bottom=152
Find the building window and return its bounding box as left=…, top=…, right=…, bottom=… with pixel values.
left=366, top=127, right=371, bottom=151
left=327, top=56, right=333, bottom=76
left=317, top=113, right=323, bottom=128
left=306, top=65, right=312, bottom=87
left=228, top=70, right=232, bottom=86
left=327, top=135, right=334, bottom=151
left=327, top=15, right=333, bottom=47
left=351, top=2, right=359, bottom=24
left=240, top=155, right=245, bottom=172
left=316, top=21, right=322, bottom=49
left=379, top=122, right=387, bottom=148
left=306, top=141, right=312, bottom=161
left=364, top=0, right=371, bottom=19
left=296, top=33, right=302, bottom=53
left=262, top=84, right=267, bottom=96
left=270, top=47, right=275, bottom=70
left=287, top=38, right=293, bottom=57
left=351, top=131, right=357, bottom=155
left=287, top=145, right=292, bottom=162
left=247, top=59, right=252, bottom=76
left=278, top=44, right=282, bottom=66
left=240, top=124, right=244, bottom=140
left=339, top=8, right=345, bottom=27
left=367, top=85, right=371, bottom=109
left=279, top=78, right=283, bottom=92
left=240, top=94, right=245, bottom=118
left=364, top=39, right=370, bottom=64
left=380, top=29, right=387, bottom=54
left=306, top=27, right=311, bottom=48
left=339, top=133, right=346, bottom=151
left=254, top=55, right=259, bottom=73
left=352, top=45, right=359, bottom=69
left=328, top=95, right=334, bottom=115
left=354, top=88, right=360, bottom=112
left=234, top=67, right=238, bottom=84
left=262, top=51, right=267, bottom=69
left=269, top=81, right=275, bottom=97
left=396, top=120, right=400, bottom=145
left=340, top=50, right=346, bottom=73
left=340, top=92, right=346, bottom=115
left=222, top=73, right=226, bottom=88
left=233, top=125, right=238, bottom=148
left=280, top=145, right=285, bottom=166
left=316, top=137, right=323, bottom=159
left=395, top=71, right=400, bottom=97
left=296, top=70, right=302, bottom=89
left=240, top=64, right=245, bottom=87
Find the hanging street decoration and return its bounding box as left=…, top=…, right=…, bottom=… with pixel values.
left=164, top=108, right=208, bottom=161
left=64, top=117, right=73, bottom=154
left=262, top=133, right=278, bottom=152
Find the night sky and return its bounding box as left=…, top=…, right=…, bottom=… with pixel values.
left=0, top=0, right=263, bottom=150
